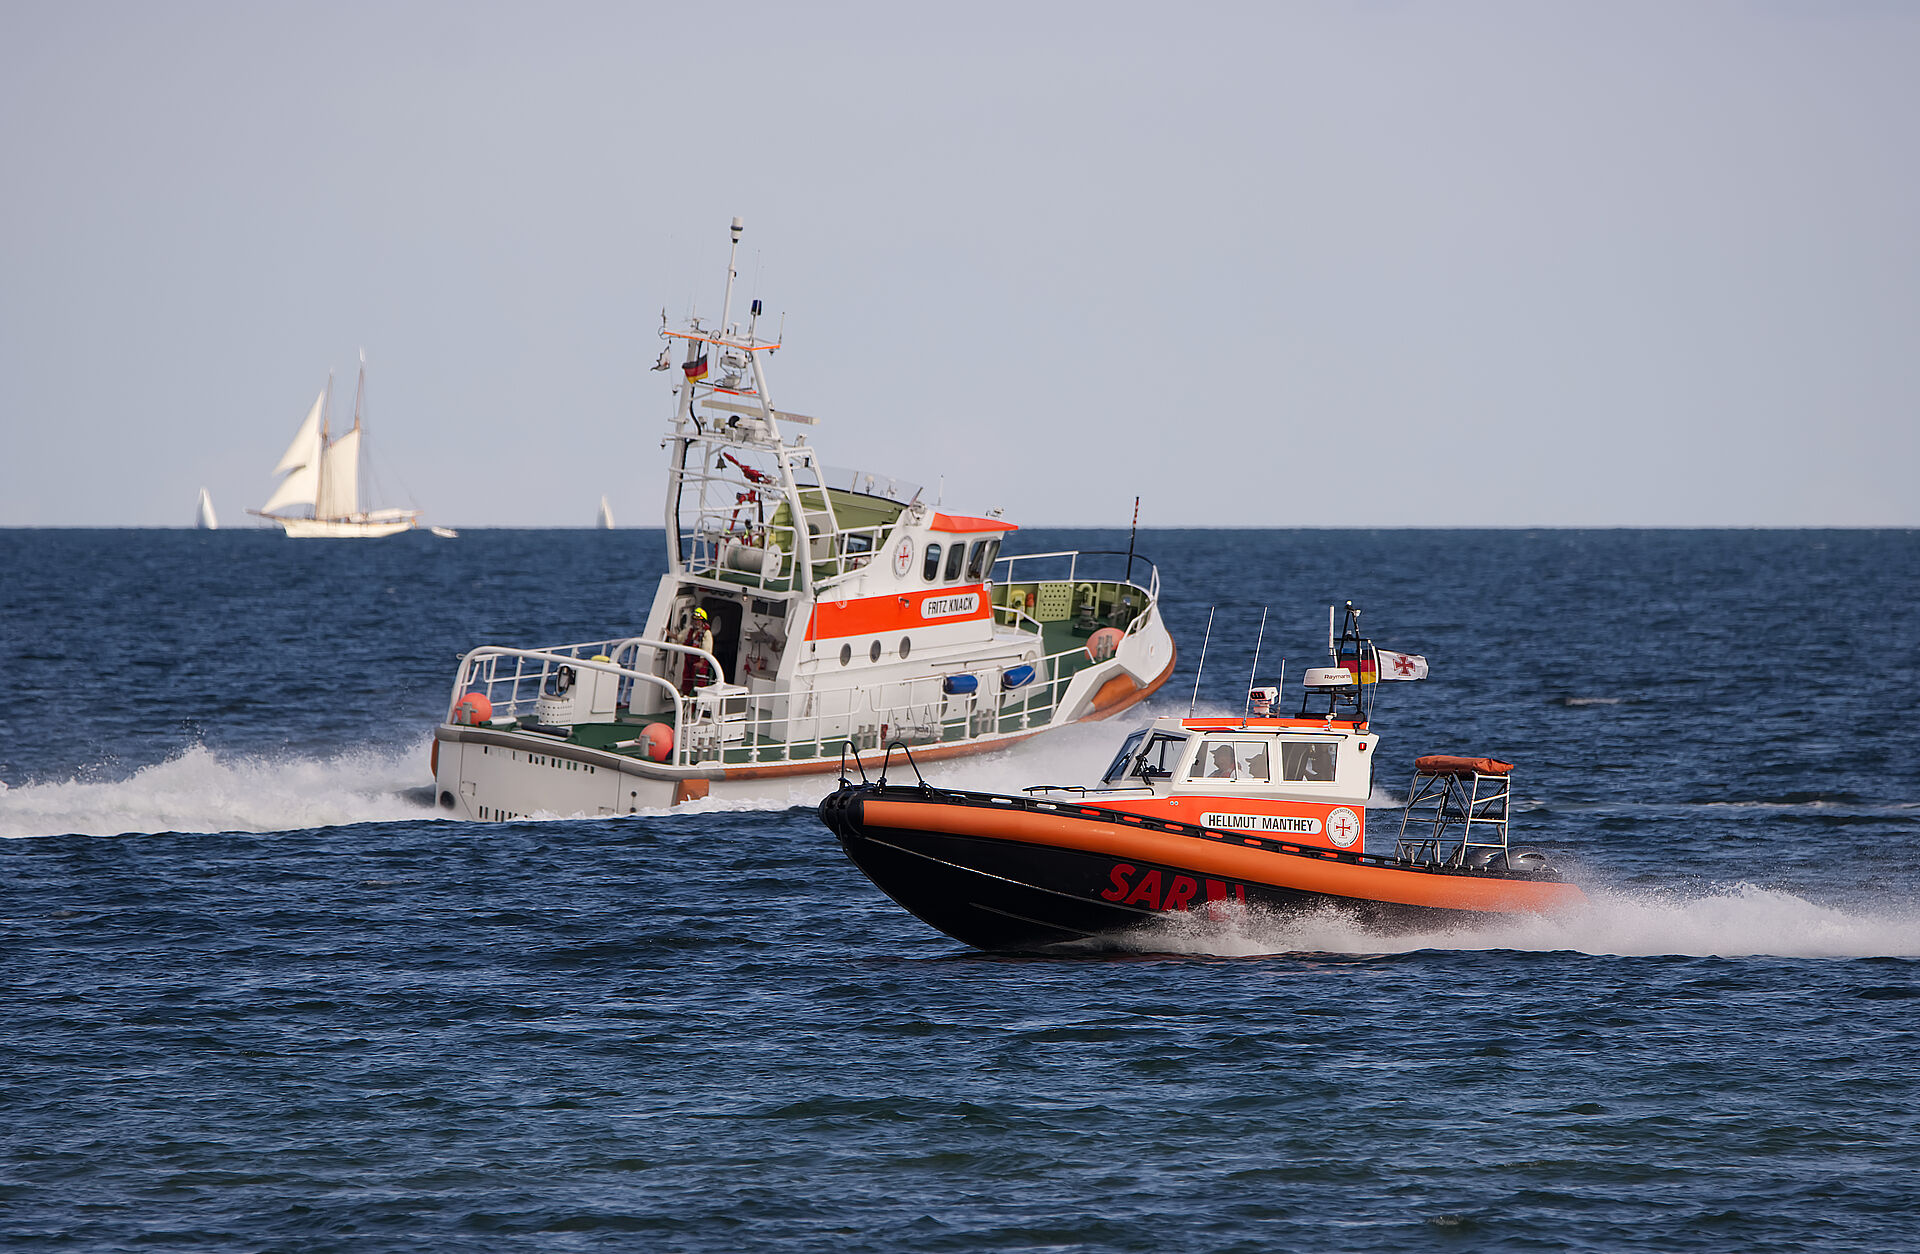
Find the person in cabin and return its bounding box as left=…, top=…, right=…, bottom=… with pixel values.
left=681, top=607, right=715, bottom=695
left=1208, top=744, right=1237, bottom=779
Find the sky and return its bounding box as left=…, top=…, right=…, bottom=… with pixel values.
left=2, top=1, right=1916, bottom=528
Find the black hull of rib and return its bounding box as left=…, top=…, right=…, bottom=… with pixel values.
left=819, top=787, right=1473, bottom=953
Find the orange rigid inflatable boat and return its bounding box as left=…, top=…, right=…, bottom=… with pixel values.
left=818, top=604, right=1586, bottom=952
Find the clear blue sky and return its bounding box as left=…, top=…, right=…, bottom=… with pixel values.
left=3, top=1, right=1916, bottom=527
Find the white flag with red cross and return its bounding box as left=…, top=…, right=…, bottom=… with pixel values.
left=1377, top=648, right=1428, bottom=681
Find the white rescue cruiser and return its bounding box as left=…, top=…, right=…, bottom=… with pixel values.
left=429, top=219, right=1177, bottom=818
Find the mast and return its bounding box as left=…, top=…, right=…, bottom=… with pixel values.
left=315, top=371, right=334, bottom=522
left=719, top=216, right=743, bottom=341
left=351, top=349, right=366, bottom=516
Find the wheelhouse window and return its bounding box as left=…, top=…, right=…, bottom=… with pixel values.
left=1279, top=741, right=1337, bottom=782
left=1101, top=731, right=1186, bottom=784
left=966, top=539, right=997, bottom=580
left=1191, top=739, right=1271, bottom=782
left=1101, top=731, right=1147, bottom=785
left=922, top=543, right=942, bottom=581
left=943, top=543, right=966, bottom=581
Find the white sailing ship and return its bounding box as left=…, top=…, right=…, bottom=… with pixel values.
left=597, top=496, right=615, bottom=529
left=429, top=219, right=1177, bottom=817
left=195, top=488, right=218, bottom=530
left=253, top=355, right=422, bottom=538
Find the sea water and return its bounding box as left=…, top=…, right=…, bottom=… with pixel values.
left=2, top=528, right=1916, bottom=1251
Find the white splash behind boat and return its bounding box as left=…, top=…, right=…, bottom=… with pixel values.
left=251, top=354, right=423, bottom=538
left=195, top=488, right=218, bottom=530
left=428, top=218, right=1177, bottom=818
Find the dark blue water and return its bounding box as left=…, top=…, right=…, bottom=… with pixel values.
left=4, top=529, right=1918, bottom=1251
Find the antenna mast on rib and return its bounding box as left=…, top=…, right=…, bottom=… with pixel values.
left=1189, top=606, right=1215, bottom=717
left=1242, top=606, right=1268, bottom=726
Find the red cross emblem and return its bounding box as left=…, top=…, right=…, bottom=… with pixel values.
left=1391, top=654, right=1416, bottom=676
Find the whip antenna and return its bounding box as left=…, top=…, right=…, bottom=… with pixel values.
left=1189, top=606, right=1216, bottom=717
left=1241, top=606, right=1268, bottom=726
left=1125, top=495, right=1139, bottom=583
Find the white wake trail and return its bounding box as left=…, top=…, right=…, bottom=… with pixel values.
left=0, top=741, right=441, bottom=839
left=1123, top=883, right=1920, bottom=961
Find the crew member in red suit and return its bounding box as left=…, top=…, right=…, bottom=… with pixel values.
left=681, top=607, right=715, bottom=695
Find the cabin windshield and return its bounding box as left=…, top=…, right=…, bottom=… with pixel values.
left=1101, top=731, right=1147, bottom=784
left=1100, top=731, right=1187, bottom=784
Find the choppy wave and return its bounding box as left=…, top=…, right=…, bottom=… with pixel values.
left=1117, top=882, right=1920, bottom=961
left=0, top=741, right=440, bottom=839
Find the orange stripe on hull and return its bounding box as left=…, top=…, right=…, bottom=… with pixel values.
left=804, top=584, right=991, bottom=641
left=858, top=798, right=1583, bottom=915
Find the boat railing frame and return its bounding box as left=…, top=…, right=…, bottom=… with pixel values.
left=994, top=549, right=1162, bottom=604
left=677, top=443, right=918, bottom=592
left=448, top=609, right=1150, bottom=770
left=1394, top=767, right=1513, bottom=867
left=451, top=646, right=691, bottom=761
left=708, top=624, right=1120, bottom=764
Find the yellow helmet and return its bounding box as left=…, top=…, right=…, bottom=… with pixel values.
left=694, top=608, right=709, bottom=620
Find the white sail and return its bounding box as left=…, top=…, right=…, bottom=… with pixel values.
left=598, top=495, right=615, bottom=529
left=275, top=392, right=325, bottom=475
left=262, top=459, right=319, bottom=514
left=316, top=428, right=361, bottom=520
left=196, top=488, right=218, bottom=530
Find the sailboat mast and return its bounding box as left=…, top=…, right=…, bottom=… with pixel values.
left=316, top=371, right=334, bottom=522
left=352, top=350, right=366, bottom=516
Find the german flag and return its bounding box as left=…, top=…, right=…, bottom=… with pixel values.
left=683, top=353, right=709, bottom=382
left=1337, top=653, right=1378, bottom=685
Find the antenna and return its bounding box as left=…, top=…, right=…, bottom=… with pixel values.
left=1328, top=604, right=1335, bottom=657
left=720, top=216, right=743, bottom=338
left=1241, top=606, right=1268, bottom=725
left=1188, top=606, right=1216, bottom=717
left=1125, top=495, right=1139, bottom=583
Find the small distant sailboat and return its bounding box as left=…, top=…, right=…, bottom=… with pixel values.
left=195, top=488, right=218, bottom=530
left=251, top=353, right=423, bottom=538
left=597, top=495, right=615, bottom=529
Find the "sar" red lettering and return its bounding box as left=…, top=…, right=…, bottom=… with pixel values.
left=1100, top=863, right=1137, bottom=902
left=1122, top=868, right=1163, bottom=910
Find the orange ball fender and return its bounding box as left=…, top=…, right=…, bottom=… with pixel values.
left=639, top=722, right=674, bottom=763
left=1086, top=627, right=1125, bottom=664
left=453, top=692, right=493, bottom=725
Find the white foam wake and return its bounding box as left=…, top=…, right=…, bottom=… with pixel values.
left=0, top=741, right=441, bottom=840
left=0, top=712, right=1140, bottom=836
left=1122, top=883, right=1920, bottom=961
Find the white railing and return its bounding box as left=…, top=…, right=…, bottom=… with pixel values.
left=684, top=514, right=897, bottom=587
left=446, top=617, right=1143, bottom=770
left=445, top=552, right=1163, bottom=771
left=452, top=647, right=689, bottom=760
left=994, top=549, right=1161, bottom=603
